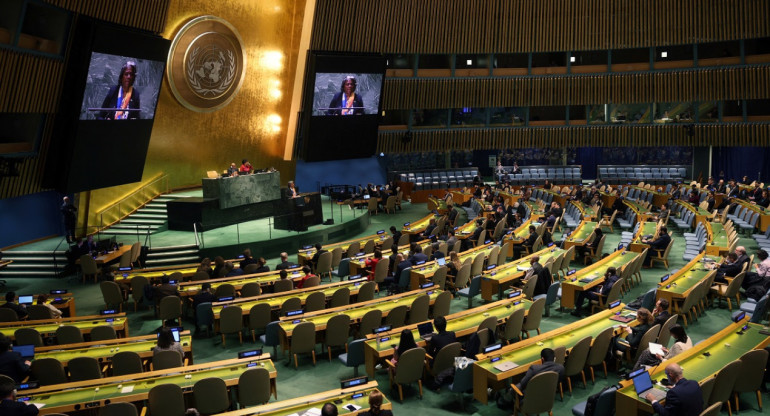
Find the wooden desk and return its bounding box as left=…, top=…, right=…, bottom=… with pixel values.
left=409, top=243, right=493, bottom=289
left=560, top=250, right=640, bottom=309
left=347, top=240, right=431, bottom=277
left=454, top=217, right=481, bottom=240
left=615, top=318, right=770, bottom=415
left=451, top=190, right=473, bottom=205
left=676, top=200, right=714, bottom=228
left=176, top=267, right=304, bottom=298
left=502, top=218, right=535, bottom=257
left=562, top=221, right=597, bottom=250
left=0, top=293, right=76, bottom=317
left=297, top=232, right=390, bottom=265
left=627, top=185, right=670, bottom=207
left=480, top=247, right=566, bottom=301
left=628, top=221, right=658, bottom=253
left=655, top=253, right=721, bottom=314
left=76, top=245, right=132, bottom=266
left=0, top=313, right=129, bottom=340
left=704, top=222, right=729, bottom=256
left=402, top=214, right=439, bottom=235
left=20, top=355, right=277, bottom=415
left=216, top=381, right=388, bottom=416
left=732, top=198, right=770, bottom=232
left=571, top=200, right=598, bottom=221
left=472, top=304, right=630, bottom=404
left=363, top=295, right=532, bottom=378
left=428, top=196, right=448, bottom=215
left=277, top=287, right=441, bottom=352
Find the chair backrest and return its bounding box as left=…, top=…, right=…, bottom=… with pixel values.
left=30, top=358, right=67, bottom=385
left=478, top=315, right=498, bottom=335
left=14, top=328, right=44, bottom=347
left=356, top=281, right=375, bottom=302
left=523, top=297, right=546, bottom=333
left=331, top=247, right=343, bottom=268
left=195, top=302, right=214, bottom=328
left=148, top=383, right=185, bottom=416
left=248, top=303, right=272, bottom=332
left=699, top=377, right=716, bottom=407
left=454, top=263, right=471, bottom=288
left=432, top=266, right=448, bottom=290
left=214, top=283, right=236, bottom=298
left=111, top=351, right=144, bottom=376
left=409, top=294, right=430, bottom=324
left=394, top=347, right=426, bottom=385
left=564, top=336, right=592, bottom=377
left=331, top=287, right=350, bottom=308
left=80, top=254, right=98, bottom=274
left=238, top=367, right=271, bottom=407
left=471, top=252, right=486, bottom=276
left=432, top=291, right=452, bottom=318
left=130, top=242, right=141, bottom=263
left=56, top=325, right=84, bottom=344
left=522, top=274, right=538, bottom=299
left=90, top=325, right=117, bottom=341
left=467, top=275, right=482, bottom=297
left=100, top=402, right=138, bottom=416
left=586, top=326, right=614, bottom=367
left=152, top=350, right=183, bottom=370
left=373, top=259, right=389, bottom=284
left=68, top=356, right=103, bottom=381
left=325, top=314, right=351, bottom=348
left=386, top=305, right=408, bottom=327
left=290, top=321, right=316, bottom=355
left=699, top=401, right=723, bottom=416
left=336, top=258, right=351, bottom=279
left=193, top=377, right=230, bottom=414
left=240, top=282, right=261, bottom=297
left=304, top=291, right=326, bottom=312
left=519, top=371, right=559, bottom=414
left=317, top=251, right=333, bottom=275
left=723, top=272, right=745, bottom=297
left=131, top=275, right=149, bottom=303
left=709, top=360, right=742, bottom=405
left=449, top=362, right=475, bottom=393
left=632, top=324, right=661, bottom=363
left=363, top=239, right=376, bottom=254
left=280, top=297, right=302, bottom=316
left=499, top=242, right=510, bottom=265
left=220, top=305, right=244, bottom=335
left=431, top=342, right=462, bottom=376
left=274, top=279, right=294, bottom=292
left=100, top=281, right=124, bottom=305
left=347, top=242, right=361, bottom=257
left=358, top=309, right=382, bottom=338
left=243, top=264, right=259, bottom=274
left=26, top=304, right=53, bottom=320
left=159, top=296, right=182, bottom=321
left=733, top=349, right=769, bottom=393
left=656, top=314, right=679, bottom=347
left=303, top=275, right=321, bottom=288
left=503, top=308, right=525, bottom=343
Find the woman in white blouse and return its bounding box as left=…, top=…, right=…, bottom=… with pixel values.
left=633, top=324, right=692, bottom=371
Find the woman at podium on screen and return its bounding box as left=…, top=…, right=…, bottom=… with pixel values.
left=99, top=61, right=141, bottom=120
left=326, top=76, right=364, bottom=115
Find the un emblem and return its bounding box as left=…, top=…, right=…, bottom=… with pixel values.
left=167, top=16, right=246, bottom=112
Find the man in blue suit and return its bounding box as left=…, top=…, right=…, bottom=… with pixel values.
left=643, top=226, right=672, bottom=267
left=647, top=363, right=703, bottom=416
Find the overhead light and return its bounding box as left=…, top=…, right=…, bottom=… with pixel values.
left=466, top=59, right=472, bottom=65
left=570, top=56, right=576, bottom=63
left=660, top=51, right=668, bottom=58
left=379, top=152, right=385, bottom=157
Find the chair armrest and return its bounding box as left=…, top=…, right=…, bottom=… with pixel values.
left=183, top=358, right=189, bottom=366
left=424, top=352, right=434, bottom=361
left=510, top=383, right=524, bottom=397
left=140, top=406, right=147, bottom=416
left=385, top=359, right=397, bottom=369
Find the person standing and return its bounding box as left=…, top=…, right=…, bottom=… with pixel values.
left=61, top=196, right=77, bottom=243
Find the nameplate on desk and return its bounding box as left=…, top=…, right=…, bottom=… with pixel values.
left=377, top=229, right=385, bottom=235
left=105, top=318, right=115, bottom=323
left=168, top=280, right=177, bottom=285
left=341, top=376, right=368, bottom=389
left=118, top=267, right=132, bottom=271
left=302, top=245, right=313, bottom=250
left=547, top=242, right=554, bottom=247
left=566, top=269, right=577, bottom=276
left=50, top=289, right=67, bottom=295
left=420, top=283, right=433, bottom=289
left=609, top=300, right=622, bottom=309
left=372, top=325, right=391, bottom=334
left=16, top=382, right=38, bottom=390
left=217, top=296, right=234, bottom=302
left=733, top=311, right=746, bottom=322
left=485, top=264, right=496, bottom=270
left=403, top=222, right=411, bottom=227
left=660, top=274, right=670, bottom=283
left=484, top=343, right=502, bottom=353
left=349, top=274, right=364, bottom=280
left=101, top=309, right=118, bottom=315
left=238, top=349, right=262, bottom=359
left=286, top=309, right=304, bottom=317
left=508, top=290, right=522, bottom=298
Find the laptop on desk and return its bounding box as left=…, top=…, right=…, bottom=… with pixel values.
left=436, top=257, right=446, bottom=266
left=417, top=321, right=435, bottom=341
left=631, top=369, right=667, bottom=402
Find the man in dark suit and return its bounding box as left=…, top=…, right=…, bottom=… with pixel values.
left=422, top=218, right=438, bottom=238
left=427, top=316, right=456, bottom=357
left=408, top=244, right=429, bottom=265
left=60, top=196, right=77, bottom=243
left=652, top=298, right=671, bottom=327
left=0, top=373, right=38, bottom=416
left=648, top=363, right=703, bottom=416
left=240, top=248, right=257, bottom=268
left=275, top=252, right=293, bottom=270
left=153, top=276, right=179, bottom=300
left=447, top=205, right=459, bottom=225
left=309, top=243, right=327, bottom=271
left=715, top=252, right=743, bottom=283
left=512, top=225, right=538, bottom=260
left=0, top=292, right=27, bottom=320
left=389, top=226, right=402, bottom=247
left=643, top=226, right=671, bottom=267
left=515, top=348, right=565, bottom=392
left=0, top=334, right=31, bottom=383
left=429, top=242, right=445, bottom=261
left=571, top=267, right=620, bottom=317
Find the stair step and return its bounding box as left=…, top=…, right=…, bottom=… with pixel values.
left=99, top=229, right=152, bottom=236
left=147, top=249, right=199, bottom=258
left=0, top=270, right=61, bottom=277
left=149, top=244, right=199, bottom=253
left=2, top=250, right=68, bottom=256
left=145, top=256, right=200, bottom=266
left=137, top=208, right=167, bottom=215
left=2, top=264, right=63, bottom=270
left=120, top=219, right=166, bottom=225
left=108, top=224, right=159, bottom=230
left=1, top=256, right=67, bottom=262
left=130, top=213, right=167, bottom=220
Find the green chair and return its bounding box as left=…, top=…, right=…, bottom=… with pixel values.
left=279, top=297, right=302, bottom=317
left=408, top=294, right=430, bottom=324
left=111, top=351, right=144, bottom=376
left=304, top=291, right=326, bottom=312
left=159, top=296, right=182, bottom=327
left=219, top=305, right=243, bottom=347
left=0, top=308, right=19, bottom=322
left=240, top=282, right=261, bottom=297
left=387, top=347, right=426, bottom=402
left=733, top=349, right=768, bottom=412
left=152, top=350, right=183, bottom=371
left=90, top=325, right=117, bottom=341
left=330, top=287, right=350, bottom=308
left=55, top=325, right=84, bottom=345
left=214, top=283, right=236, bottom=298
left=148, top=383, right=185, bottom=416
left=80, top=254, right=102, bottom=284
left=303, top=275, right=321, bottom=288
left=477, top=315, right=498, bottom=336
left=432, top=266, right=448, bottom=291
left=511, top=371, right=559, bottom=416
left=193, top=377, right=230, bottom=414
left=708, top=359, right=742, bottom=416
left=249, top=303, right=271, bottom=343
left=273, top=279, right=294, bottom=293
left=290, top=321, right=317, bottom=368
left=238, top=367, right=272, bottom=407
left=14, top=328, right=44, bottom=347
left=68, top=356, right=103, bottom=381
left=432, top=291, right=452, bottom=318
left=386, top=305, right=407, bottom=327
left=357, top=281, right=376, bottom=302
left=561, top=336, right=592, bottom=396
left=457, top=276, right=482, bottom=309
left=324, top=313, right=351, bottom=361
left=338, top=338, right=365, bottom=377
left=100, top=281, right=125, bottom=312
left=585, top=326, right=614, bottom=383
left=521, top=297, right=545, bottom=339
left=30, top=358, right=67, bottom=385
left=130, top=275, right=149, bottom=311
left=502, top=308, right=525, bottom=344
left=358, top=309, right=382, bottom=338
left=425, top=342, right=461, bottom=381
left=99, top=402, right=138, bottom=416
left=26, top=305, right=54, bottom=320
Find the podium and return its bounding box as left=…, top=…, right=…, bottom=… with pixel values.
left=274, top=192, right=323, bottom=231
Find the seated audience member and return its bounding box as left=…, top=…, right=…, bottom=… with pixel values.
left=714, top=252, right=742, bottom=283
left=633, top=325, right=692, bottom=371
left=575, top=228, right=603, bottom=260
left=462, top=218, right=486, bottom=251
left=365, top=250, right=383, bottom=281
left=571, top=267, right=620, bottom=317
left=240, top=249, right=257, bottom=268
left=514, top=348, right=565, bottom=392
left=359, top=391, right=392, bottom=416
left=225, top=261, right=243, bottom=277
left=254, top=257, right=270, bottom=273
left=652, top=298, right=671, bottom=327
left=757, top=189, right=770, bottom=208
left=0, top=334, right=31, bottom=383
left=446, top=251, right=462, bottom=282
left=655, top=204, right=670, bottom=222
left=309, top=243, right=327, bottom=270
left=422, top=218, right=438, bottom=238
left=35, top=294, right=62, bottom=318
left=430, top=242, right=445, bottom=260
left=643, top=226, right=671, bottom=267
left=744, top=249, right=770, bottom=295
left=389, top=226, right=402, bottom=246
left=447, top=204, right=458, bottom=225
left=0, top=292, right=27, bottom=320
left=0, top=374, right=38, bottom=416
left=687, top=185, right=700, bottom=204
left=153, top=327, right=184, bottom=358
left=197, top=257, right=213, bottom=278
left=239, top=159, right=252, bottom=174
left=613, top=307, right=654, bottom=356
left=275, top=252, right=292, bottom=270
left=427, top=316, right=456, bottom=357
left=154, top=276, right=179, bottom=300
left=227, top=163, right=239, bottom=177
left=296, top=266, right=315, bottom=289
left=512, top=225, right=538, bottom=260
left=390, top=254, right=411, bottom=290
left=389, top=329, right=417, bottom=370
left=387, top=244, right=400, bottom=276
left=211, top=256, right=226, bottom=278
left=705, top=191, right=716, bottom=211
left=408, top=244, right=429, bottom=265
left=321, top=403, right=338, bottom=416
left=192, top=283, right=216, bottom=310
left=646, top=363, right=703, bottom=416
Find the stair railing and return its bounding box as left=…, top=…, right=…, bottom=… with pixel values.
left=96, top=173, right=169, bottom=234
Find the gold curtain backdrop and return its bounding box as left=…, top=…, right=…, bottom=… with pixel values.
left=311, top=0, right=770, bottom=54
left=380, top=66, right=770, bottom=109
left=378, top=123, right=770, bottom=153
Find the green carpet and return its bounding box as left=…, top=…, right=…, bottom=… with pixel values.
left=3, top=199, right=768, bottom=416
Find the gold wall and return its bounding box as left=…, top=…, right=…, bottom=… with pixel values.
left=84, top=0, right=308, bottom=227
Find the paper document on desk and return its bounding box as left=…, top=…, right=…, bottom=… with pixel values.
left=31, top=403, right=46, bottom=409
left=517, top=264, right=530, bottom=271
left=302, top=408, right=322, bottom=416
left=648, top=342, right=664, bottom=356
left=121, top=385, right=135, bottom=393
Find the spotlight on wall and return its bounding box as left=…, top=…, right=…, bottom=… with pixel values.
left=660, top=51, right=668, bottom=58
left=466, top=59, right=472, bottom=65
left=570, top=56, right=576, bottom=63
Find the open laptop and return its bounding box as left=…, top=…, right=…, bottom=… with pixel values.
left=14, top=344, right=35, bottom=360
left=436, top=257, right=446, bottom=266
left=17, top=295, right=34, bottom=305
left=416, top=321, right=435, bottom=341
left=631, top=370, right=667, bottom=402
